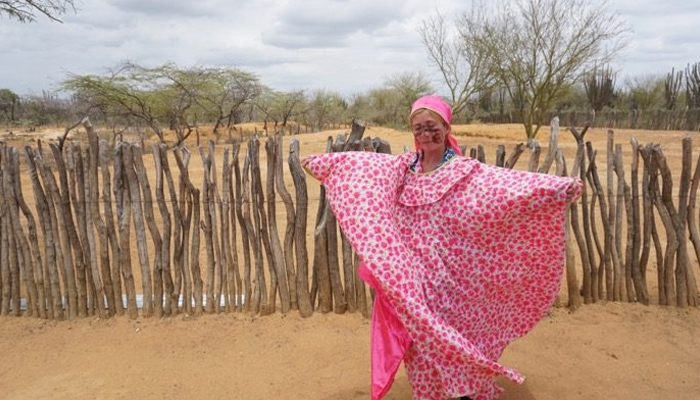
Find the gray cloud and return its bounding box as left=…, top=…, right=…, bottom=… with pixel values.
left=261, top=0, right=408, bottom=49
left=105, top=0, right=221, bottom=18
left=0, top=0, right=698, bottom=99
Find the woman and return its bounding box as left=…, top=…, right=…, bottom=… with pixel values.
left=303, top=95, right=581, bottom=400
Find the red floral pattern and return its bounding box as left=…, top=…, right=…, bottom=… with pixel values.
left=305, top=152, right=582, bottom=400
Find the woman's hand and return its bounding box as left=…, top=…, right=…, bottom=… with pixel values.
left=301, top=156, right=311, bottom=169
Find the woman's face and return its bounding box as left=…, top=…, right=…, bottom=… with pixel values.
left=410, top=110, right=448, bottom=153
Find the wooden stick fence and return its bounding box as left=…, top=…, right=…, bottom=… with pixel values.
left=0, top=118, right=699, bottom=321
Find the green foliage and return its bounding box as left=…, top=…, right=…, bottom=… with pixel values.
left=255, top=89, right=307, bottom=128
left=62, top=62, right=265, bottom=145
left=0, top=89, right=20, bottom=123
left=303, top=89, right=347, bottom=131
left=624, top=74, right=665, bottom=111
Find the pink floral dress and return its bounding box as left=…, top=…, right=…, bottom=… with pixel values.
left=304, top=152, right=582, bottom=400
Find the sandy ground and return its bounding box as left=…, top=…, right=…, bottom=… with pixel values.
left=2, top=122, right=700, bottom=399
left=1, top=303, right=699, bottom=400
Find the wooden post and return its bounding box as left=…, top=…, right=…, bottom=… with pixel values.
left=66, top=146, right=94, bottom=315
left=323, top=137, right=348, bottom=314
left=556, top=149, right=581, bottom=309
left=312, top=138, right=333, bottom=313
left=567, top=144, right=591, bottom=305
left=174, top=148, right=201, bottom=315
left=495, top=145, right=506, bottom=167
left=641, top=145, right=675, bottom=305
left=687, top=138, right=700, bottom=305
left=35, top=151, right=77, bottom=317
left=527, top=141, right=541, bottom=172
left=614, top=144, right=630, bottom=301
left=114, top=143, right=139, bottom=318
left=326, top=197, right=347, bottom=314
left=538, top=117, right=559, bottom=174
left=8, top=207, right=20, bottom=316
left=51, top=143, right=88, bottom=317
left=189, top=185, right=203, bottom=314
left=265, top=137, right=291, bottom=313
left=629, top=138, right=649, bottom=304
left=654, top=141, right=696, bottom=307
left=159, top=145, right=181, bottom=315
left=677, top=137, right=698, bottom=306
left=85, top=124, right=116, bottom=317
left=100, top=141, right=124, bottom=316
left=4, top=147, right=39, bottom=316
left=250, top=138, right=278, bottom=314
left=25, top=146, right=64, bottom=319
left=68, top=145, right=97, bottom=315
left=242, top=140, right=267, bottom=314
left=220, top=148, right=236, bottom=311
left=207, top=142, right=225, bottom=313
left=288, top=139, right=313, bottom=317
left=274, top=134, right=298, bottom=310
left=133, top=145, right=164, bottom=317
left=229, top=145, right=243, bottom=311
left=11, top=148, right=47, bottom=318
left=476, top=145, right=486, bottom=163
left=605, top=131, right=621, bottom=301
left=233, top=142, right=253, bottom=313
left=122, top=144, right=154, bottom=317
left=199, top=146, right=217, bottom=313
left=0, top=181, right=10, bottom=315
left=78, top=146, right=107, bottom=318
left=152, top=144, right=175, bottom=315
left=504, top=143, right=524, bottom=169
left=586, top=143, right=614, bottom=300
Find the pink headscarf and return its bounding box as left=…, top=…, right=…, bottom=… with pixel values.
left=410, top=95, right=463, bottom=156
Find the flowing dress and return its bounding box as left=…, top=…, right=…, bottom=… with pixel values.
left=304, top=151, right=582, bottom=400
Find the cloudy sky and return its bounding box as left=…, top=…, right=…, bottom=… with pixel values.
left=1, top=0, right=699, bottom=97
